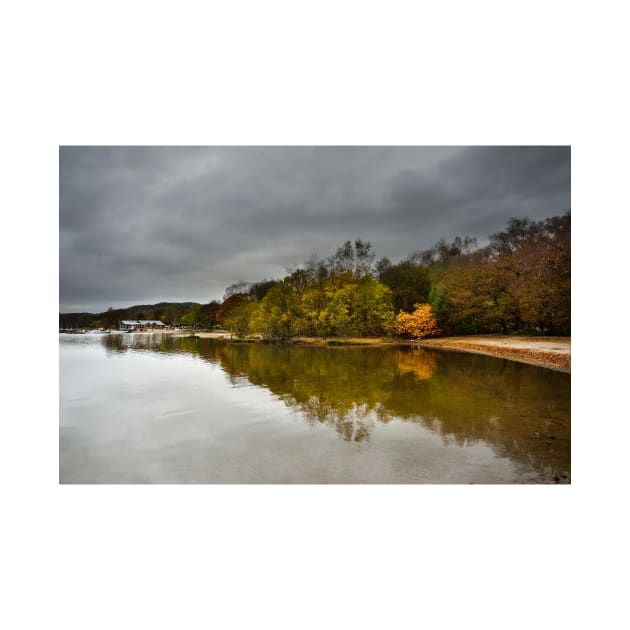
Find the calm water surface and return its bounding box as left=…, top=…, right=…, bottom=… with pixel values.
left=59, top=333, right=570, bottom=483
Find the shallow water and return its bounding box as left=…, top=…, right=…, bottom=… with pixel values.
left=59, top=333, right=570, bottom=483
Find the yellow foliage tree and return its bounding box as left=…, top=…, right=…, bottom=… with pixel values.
left=395, top=303, right=440, bottom=339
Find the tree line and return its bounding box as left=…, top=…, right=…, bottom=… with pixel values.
left=59, top=301, right=212, bottom=330
left=60, top=211, right=570, bottom=338
left=203, top=211, right=570, bottom=339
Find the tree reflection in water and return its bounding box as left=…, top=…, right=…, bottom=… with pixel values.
left=100, top=335, right=570, bottom=479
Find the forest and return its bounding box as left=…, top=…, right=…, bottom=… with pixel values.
left=60, top=211, right=570, bottom=339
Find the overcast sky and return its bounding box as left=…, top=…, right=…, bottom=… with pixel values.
left=59, top=146, right=570, bottom=313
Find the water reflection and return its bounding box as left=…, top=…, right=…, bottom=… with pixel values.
left=101, top=332, right=199, bottom=356
left=96, top=335, right=570, bottom=481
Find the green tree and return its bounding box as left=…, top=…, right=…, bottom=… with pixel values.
left=159, top=309, right=173, bottom=325
left=318, top=286, right=353, bottom=336
left=350, top=277, right=395, bottom=336
left=181, top=304, right=201, bottom=329
left=224, top=300, right=255, bottom=338
left=250, top=282, right=304, bottom=339
left=378, top=260, right=431, bottom=313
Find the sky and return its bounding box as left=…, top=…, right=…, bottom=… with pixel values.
left=59, top=146, right=570, bottom=313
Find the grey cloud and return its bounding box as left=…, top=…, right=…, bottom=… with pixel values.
left=60, top=146, right=570, bottom=313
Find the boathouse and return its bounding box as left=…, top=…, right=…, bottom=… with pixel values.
left=120, top=319, right=166, bottom=331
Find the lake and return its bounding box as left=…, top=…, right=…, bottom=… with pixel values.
left=59, top=333, right=570, bottom=483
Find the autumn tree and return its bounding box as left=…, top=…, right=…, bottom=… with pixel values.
left=395, top=304, right=440, bottom=339
left=199, top=300, right=221, bottom=329
left=502, top=213, right=570, bottom=334
left=214, top=293, right=251, bottom=337
left=437, top=250, right=512, bottom=333
left=436, top=212, right=571, bottom=334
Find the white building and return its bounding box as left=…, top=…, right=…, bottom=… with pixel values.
left=120, top=319, right=166, bottom=331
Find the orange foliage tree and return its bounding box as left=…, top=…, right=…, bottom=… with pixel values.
left=395, top=303, right=440, bottom=339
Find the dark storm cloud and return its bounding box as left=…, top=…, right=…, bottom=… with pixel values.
left=59, top=146, right=570, bottom=313
left=387, top=147, right=570, bottom=233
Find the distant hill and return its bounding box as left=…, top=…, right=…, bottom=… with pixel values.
left=59, top=301, right=202, bottom=329
left=58, top=312, right=97, bottom=329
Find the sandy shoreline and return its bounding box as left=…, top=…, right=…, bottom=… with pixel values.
left=415, top=335, right=570, bottom=373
